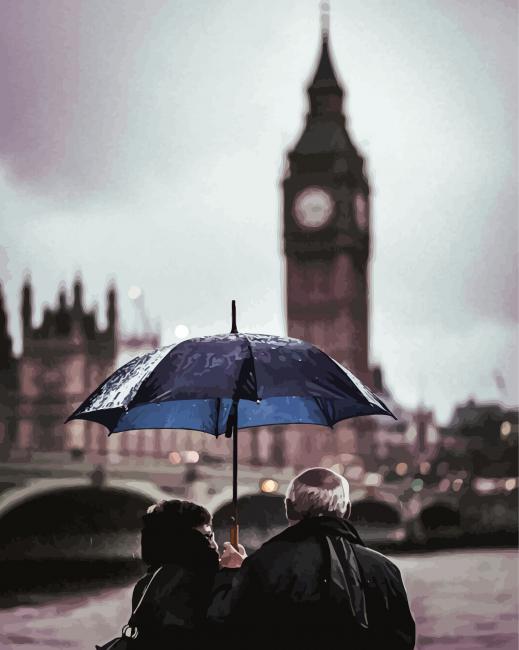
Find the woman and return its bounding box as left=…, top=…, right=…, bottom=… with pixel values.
left=129, top=499, right=220, bottom=647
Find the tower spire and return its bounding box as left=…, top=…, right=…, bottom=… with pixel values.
left=320, top=0, right=330, bottom=41
left=21, top=275, right=32, bottom=336
left=307, top=1, right=343, bottom=119
left=0, top=282, right=13, bottom=367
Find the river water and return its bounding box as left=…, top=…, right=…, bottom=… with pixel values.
left=0, top=549, right=516, bottom=650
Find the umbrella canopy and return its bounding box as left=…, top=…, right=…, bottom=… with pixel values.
left=68, top=333, right=395, bottom=435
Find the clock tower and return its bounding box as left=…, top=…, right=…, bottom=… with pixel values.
left=283, top=18, right=371, bottom=385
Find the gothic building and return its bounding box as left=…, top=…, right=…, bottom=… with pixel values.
left=263, top=16, right=375, bottom=469
left=283, top=26, right=370, bottom=386
left=14, top=277, right=117, bottom=455
left=0, top=283, right=18, bottom=461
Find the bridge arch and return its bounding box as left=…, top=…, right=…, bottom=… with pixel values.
left=420, top=502, right=461, bottom=532
left=211, top=490, right=287, bottom=551
left=0, top=479, right=171, bottom=560
left=0, top=478, right=169, bottom=522
left=350, top=498, right=402, bottom=526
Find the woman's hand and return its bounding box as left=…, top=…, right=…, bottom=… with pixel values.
left=219, top=541, right=247, bottom=568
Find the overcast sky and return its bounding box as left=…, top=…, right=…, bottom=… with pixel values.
left=0, top=0, right=517, bottom=423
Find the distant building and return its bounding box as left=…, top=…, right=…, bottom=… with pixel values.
left=283, top=26, right=370, bottom=386
left=444, top=398, right=518, bottom=478
left=272, top=14, right=443, bottom=474
left=12, top=277, right=117, bottom=457
left=0, top=283, right=18, bottom=461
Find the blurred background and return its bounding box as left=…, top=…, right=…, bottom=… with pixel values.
left=0, top=1, right=517, bottom=649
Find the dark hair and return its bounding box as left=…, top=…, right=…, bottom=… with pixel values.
left=141, top=499, right=212, bottom=567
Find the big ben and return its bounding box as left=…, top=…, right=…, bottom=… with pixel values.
left=283, top=15, right=371, bottom=387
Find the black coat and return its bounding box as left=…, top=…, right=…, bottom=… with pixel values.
left=209, top=517, right=415, bottom=649
left=129, top=531, right=219, bottom=647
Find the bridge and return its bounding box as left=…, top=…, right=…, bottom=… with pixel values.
left=0, top=454, right=476, bottom=561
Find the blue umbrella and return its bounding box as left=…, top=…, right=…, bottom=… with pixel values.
left=68, top=301, right=394, bottom=545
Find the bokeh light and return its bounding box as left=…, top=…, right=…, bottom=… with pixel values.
left=395, top=462, right=408, bottom=477
left=127, top=285, right=142, bottom=300
left=364, top=472, right=382, bottom=487
left=438, top=478, right=451, bottom=493
left=174, top=324, right=190, bottom=339
left=411, top=478, right=424, bottom=492
left=260, top=479, right=279, bottom=493
left=183, top=450, right=199, bottom=464
left=169, top=451, right=181, bottom=464
left=419, top=462, right=431, bottom=475
left=452, top=478, right=463, bottom=492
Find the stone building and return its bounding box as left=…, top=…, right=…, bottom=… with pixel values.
left=0, top=283, right=18, bottom=461
left=15, top=277, right=117, bottom=456
left=268, top=16, right=375, bottom=469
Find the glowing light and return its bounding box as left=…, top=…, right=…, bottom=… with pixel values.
left=128, top=286, right=142, bottom=300
left=473, top=478, right=497, bottom=494
left=395, top=462, right=408, bottom=477
left=505, top=478, right=517, bottom=491
left=169, top=451, right=182, bottom=465
left=388, top=528, right=406, bottom=542
left=500, top=421, right=512, bottom=439
left=174, top=324, right=190, bottom=339
left=411, top=478, right=424, bottom=492
left=452, top=478, right=463, bottom=492
left=419, top=462, right=431, bottom=475
left=364, top=472, right=382, bottom=487
left=260, top=479, right=279, bottom=493
left=330, top=463, right=345, bottom=475
left=183, top=450, right=199, bottom=464
left=344, top=465, right=364, bottom=482
left=438, top=478, right=451, bottom=493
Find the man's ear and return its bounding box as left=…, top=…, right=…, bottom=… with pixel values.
left=285, top=498, right=301, bottom=521
left=344, top=502, right=352, bottom=520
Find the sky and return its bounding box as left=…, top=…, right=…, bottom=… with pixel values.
left=0, top=0, right=517, bottom=424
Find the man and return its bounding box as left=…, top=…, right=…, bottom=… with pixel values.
left=209, top=467, right=415, bottom=648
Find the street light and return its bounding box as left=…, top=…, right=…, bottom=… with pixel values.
left=128, top=286, right=142, bottom=300
left=395, top=462, right=408, bottom=477
left=500, top=421, right=512, bottom=440
left=174, top=324, right=190, bottom=340
left=260, top=479, right=279, bottom=494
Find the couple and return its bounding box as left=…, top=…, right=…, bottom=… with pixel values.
left=119, top=467, right=415, bottom=648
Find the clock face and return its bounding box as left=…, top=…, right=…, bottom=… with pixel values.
left=293, top=187, right=334, bottom=230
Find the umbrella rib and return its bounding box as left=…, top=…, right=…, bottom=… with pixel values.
left=215, top=397, right=221, bottom=436
left=313, top=396, right=334, bottom=428
left=241, top=333, right=260, bottom=400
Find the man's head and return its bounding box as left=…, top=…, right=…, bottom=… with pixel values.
left=285, top=467, right=351, bottom=523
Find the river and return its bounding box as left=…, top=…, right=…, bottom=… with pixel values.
left=0, top=549, right=516, bottom=650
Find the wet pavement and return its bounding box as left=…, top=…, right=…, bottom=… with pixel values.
left=0, top=549, right=517, bottom=650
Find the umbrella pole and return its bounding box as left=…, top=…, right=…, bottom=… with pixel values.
left=229, top=301, right=239, bottom=548
left=231, top=417, right=239, bottom=549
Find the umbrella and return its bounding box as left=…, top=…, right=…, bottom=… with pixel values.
left=68, top=301, right=395, bottom=546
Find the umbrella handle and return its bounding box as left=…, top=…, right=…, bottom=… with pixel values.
left=230, top=520, right=239, bottom=550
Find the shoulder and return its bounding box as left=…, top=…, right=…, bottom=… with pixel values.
left=134, top=564, right=192, bottom=598
left=131, top=573, right=151, bottom=608
left=354, top=545, right=403, bottom=580
left=245, top=534, right=321, bottom=578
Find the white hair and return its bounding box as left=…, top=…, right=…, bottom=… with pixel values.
left=286, top=467, right=351, bottom=520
